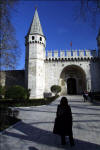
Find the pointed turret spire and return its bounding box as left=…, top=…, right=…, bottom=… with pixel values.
left=27, top=8, right=44, bottom=36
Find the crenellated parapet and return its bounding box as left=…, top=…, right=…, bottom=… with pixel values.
left=45, top=49, right=98, bottom=61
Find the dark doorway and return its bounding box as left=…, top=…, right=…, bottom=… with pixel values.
left=67, top=78, right=77, bottom=95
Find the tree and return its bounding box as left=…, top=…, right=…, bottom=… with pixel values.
left=0, top=0, right=20, bottom=70
left=74, top=0, right=100, bottom=28
left=51, top=85, right=61, bottom=96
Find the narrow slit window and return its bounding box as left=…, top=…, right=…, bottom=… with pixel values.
left=40, top=37, right=42, bottom=41
left=32, top=36, right=35, bottom=40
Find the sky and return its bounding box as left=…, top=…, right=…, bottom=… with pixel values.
left=11, top=0, right=100, bottom=70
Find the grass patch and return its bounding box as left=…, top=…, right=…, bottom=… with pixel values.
left=0, top=96, right=58, bottom=132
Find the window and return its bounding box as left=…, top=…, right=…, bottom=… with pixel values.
left=40, top=37, right=42, bottom=41
left=32, top=36, right=35, bottom=40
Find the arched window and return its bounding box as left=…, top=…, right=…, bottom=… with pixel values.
left=32, top=36, right=35, bottom=40
left=40, top=37, right=42, bottom=41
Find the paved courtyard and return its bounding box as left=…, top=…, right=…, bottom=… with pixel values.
left=0, top=96, right=100, bottom=150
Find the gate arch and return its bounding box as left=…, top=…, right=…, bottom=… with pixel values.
left=67, top=78, right=77, bottom=95
left=59, top=65, right=86, bottom=95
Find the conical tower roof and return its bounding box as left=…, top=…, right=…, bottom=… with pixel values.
left=27, top=8, right=44, bottom=36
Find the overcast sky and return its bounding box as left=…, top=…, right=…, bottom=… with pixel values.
left=11, top=0, right=100, bottom=69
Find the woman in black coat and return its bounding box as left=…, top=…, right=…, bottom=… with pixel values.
left=53, top=97, right=75, bottom=146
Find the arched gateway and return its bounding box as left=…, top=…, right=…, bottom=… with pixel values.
left=60, top=65, right=86, bottom=95
left=24, top=8, right=100, bottom=99
left=0, top=8, right=100, bottom=99
left=67, top=78, right=77, bottom=95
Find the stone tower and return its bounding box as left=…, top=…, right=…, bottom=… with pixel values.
left=97, top=28, right=100, bottom=57
left=25, top=8, right=46, bottom=99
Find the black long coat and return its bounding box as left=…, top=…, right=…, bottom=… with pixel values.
left=53, top=104, right=73, bottom=136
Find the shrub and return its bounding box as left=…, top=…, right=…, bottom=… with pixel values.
left=51, top=85, right=61, bottom=96
left=0, top=105, right=20, bottom=131
left=5, top=85, right=27, bottom=100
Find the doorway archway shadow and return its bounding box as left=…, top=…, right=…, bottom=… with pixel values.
left=67, top=78, right=77, bottom=95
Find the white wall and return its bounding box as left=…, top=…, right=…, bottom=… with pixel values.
left=45, top=60, right=92, bottom=94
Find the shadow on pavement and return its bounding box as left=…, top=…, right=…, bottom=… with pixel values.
left=3, top=121, right=100, bottom=150
left=17, top=107, right=56, bottom=114
left=71, top=105, right=100, bottom=111
left=29, top=147, right=39, bottom=150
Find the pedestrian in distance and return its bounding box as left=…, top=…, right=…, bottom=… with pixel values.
left=53, top=97, right=75, bottom=146
left=83, top=91, right=88, bottom=102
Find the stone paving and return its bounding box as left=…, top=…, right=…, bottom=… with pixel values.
left=0, top=96, right=100, bottom=150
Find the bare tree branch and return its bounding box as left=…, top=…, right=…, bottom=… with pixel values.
left=0, top=0, right=20, bottom=70
left=73, top=0, right=100, bottom=28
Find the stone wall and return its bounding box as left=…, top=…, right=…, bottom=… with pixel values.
left=25, top=33, right=46, bottom=99
left=44, top=59, right=94, bottom=95
left=0, top=70, right=25, bottom=87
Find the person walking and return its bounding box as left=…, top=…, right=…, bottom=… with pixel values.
left=53, top=97, right=75, bottom=146
left=83, top=91, right=88, bottom=102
